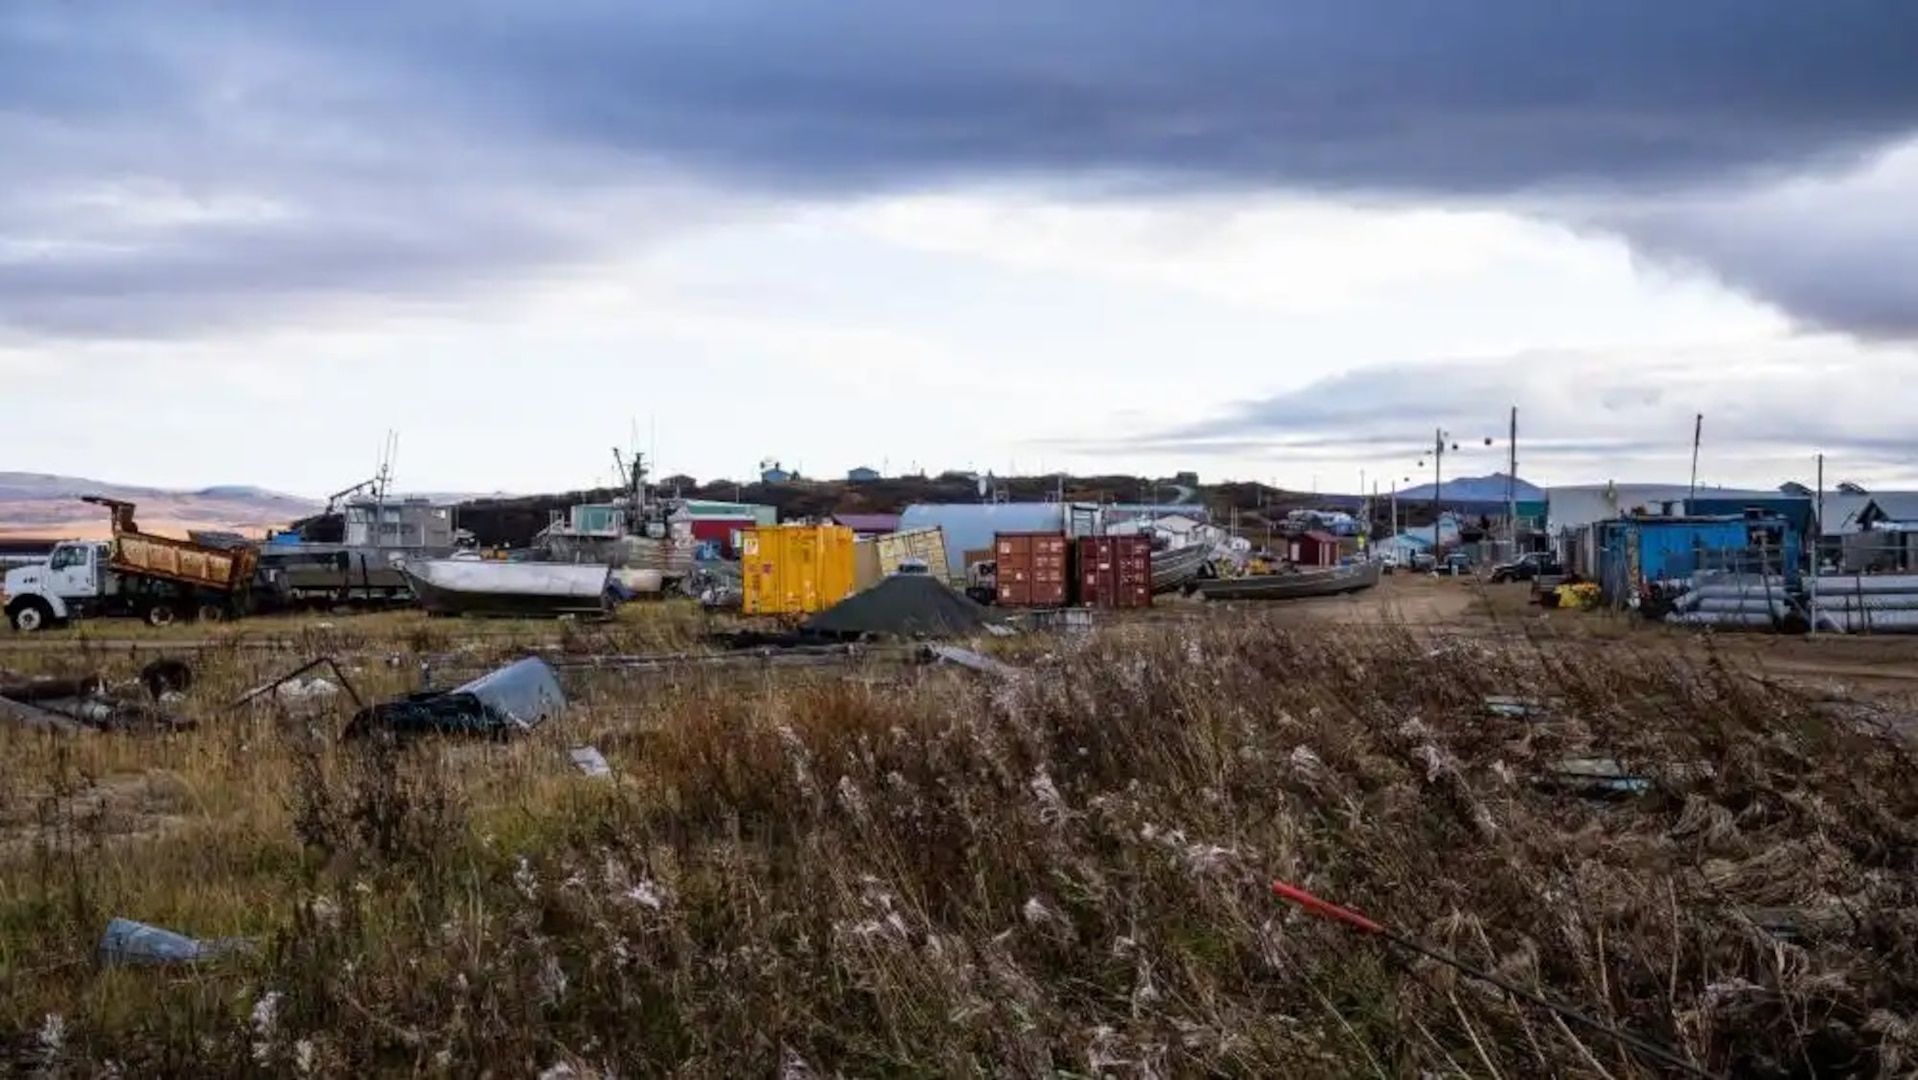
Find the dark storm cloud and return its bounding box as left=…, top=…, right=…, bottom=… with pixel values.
left=2, top=1, right=1916, bottom=338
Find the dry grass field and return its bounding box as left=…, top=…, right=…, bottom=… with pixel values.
left=3, top=580, right=1917, bottom=1076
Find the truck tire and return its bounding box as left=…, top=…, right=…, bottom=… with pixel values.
left=196, top=603, right=226, bottom=624
left=145, top=605, right=176, bottom=628
left=8, top=598, right=53, bottom=633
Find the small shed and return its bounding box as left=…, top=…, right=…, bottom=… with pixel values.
left=847, top=466, right=881, bottom=483
left=1290, top=530, right=1341, bottom=568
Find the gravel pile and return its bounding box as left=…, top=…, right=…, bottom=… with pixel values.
left=803, top=574, right=992, bottom=639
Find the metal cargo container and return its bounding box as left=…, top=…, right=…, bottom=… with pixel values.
left=853, top=539, right=883, bottom=591
left=874, top=527, right=951, bottom=582
left=741, top=524, right=857, bottom=616
left=898, top=503, right=1104, bottom=581
left=995, top=531, right=1069, bottom=607
left=1075, top=535, right=1152, bottom=609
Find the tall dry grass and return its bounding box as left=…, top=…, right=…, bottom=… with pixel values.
left=1, top=614, right=1914, bottom=1076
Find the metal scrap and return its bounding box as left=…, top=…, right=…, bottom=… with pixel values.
left=234, top=656, right=366, bottom=710
left=924, top=644, right=1022, bottom=680
left=1, top=667, right=193, bottom=734
left=343, top=656, right=564, bottom=740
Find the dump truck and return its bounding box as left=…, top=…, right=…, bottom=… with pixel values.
left=2, top=497, right=260, bottom=631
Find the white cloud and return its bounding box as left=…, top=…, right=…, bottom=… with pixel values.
left=4, top=186, right=1891, bottom=496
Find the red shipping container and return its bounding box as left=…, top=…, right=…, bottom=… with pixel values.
left=994, top=531, right=1069, bottom=607
left=1074, top=535, right=1153, bottom=608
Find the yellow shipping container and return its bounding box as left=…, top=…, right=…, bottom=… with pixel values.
left=741, top=524, right=857, bottom=616
left=873, top=526, right=951, bottom=582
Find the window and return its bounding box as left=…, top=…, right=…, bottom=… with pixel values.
left=49, top=545, right=89, bottom=570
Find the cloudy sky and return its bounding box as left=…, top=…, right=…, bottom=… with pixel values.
left=4, top=1, right=1915, bottom=497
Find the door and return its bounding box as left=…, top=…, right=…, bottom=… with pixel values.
left=46, top=543, right=102, bottom=598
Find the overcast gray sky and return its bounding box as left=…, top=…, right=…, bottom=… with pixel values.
left=4, top=2, right=1915, bottom=494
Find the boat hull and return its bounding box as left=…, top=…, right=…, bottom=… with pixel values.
left=1150, top=542, right=1212, bottom=593
left=401, top=559, right=612, bottom=618
left=1193, top=560, right=1381, bottom=602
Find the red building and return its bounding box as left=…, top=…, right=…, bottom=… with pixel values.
left=1290, top=530, right=1341, bottom=568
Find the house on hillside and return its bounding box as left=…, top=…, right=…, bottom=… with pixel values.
left=760, top=465, right=792, bottom=484
left=847, top=466, right=881, bottom=483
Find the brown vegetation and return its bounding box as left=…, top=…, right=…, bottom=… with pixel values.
left=2, top=607, right=1915, bottom=1076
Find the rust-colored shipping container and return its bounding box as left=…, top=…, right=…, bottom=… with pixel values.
left=1074, top=534, right=1152, bottom=609
left=994, top=531, right=1069, bottom=607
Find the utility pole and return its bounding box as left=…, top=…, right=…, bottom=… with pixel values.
left=1506, top=406, right=1519, bottom=558
left=1431, top=427, right=1447, bottom=541
left=1812, top=452, right=1825, bottom=635
left=1688, top=414, right=1703, bottom=501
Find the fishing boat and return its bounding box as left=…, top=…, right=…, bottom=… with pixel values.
left=1191, top=559, right=1381, bottom=602
left=535, top=451, right=696, bottom=591
left=1150, top=540, right=1213, bottom=594
left=400, top=558, right=613, bottom=618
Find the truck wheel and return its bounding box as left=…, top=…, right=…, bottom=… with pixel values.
left=197, top=604, right=226, bottom=624
left=145, top=605, right=176, bottom=628
left=9, top=598, right=53, bottom=633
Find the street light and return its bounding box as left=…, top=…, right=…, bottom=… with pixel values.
left=1416, top=427, right=1498, bottom=551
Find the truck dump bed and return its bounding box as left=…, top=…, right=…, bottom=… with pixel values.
left=83, top=497, right=257, bottom=592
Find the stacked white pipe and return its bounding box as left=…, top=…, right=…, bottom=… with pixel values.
left=1807, top=574, right=1918, bottom=634
left=1663, top=573, right=1792, bottom=627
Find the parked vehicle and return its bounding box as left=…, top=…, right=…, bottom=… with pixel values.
left=4, top=498, right=258, bottom=631
left=1489, top=551, right=1563, bottom=583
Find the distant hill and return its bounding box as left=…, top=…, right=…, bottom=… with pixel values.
left=0, top=473, right=321, bottom=540
left=450, top=474, right=1327, bottom=546
left=1393, top=473, right=1544, bottom=503
left=1, top=469, right=1364, bottom=546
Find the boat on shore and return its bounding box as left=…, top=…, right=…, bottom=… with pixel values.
left=1192, top=559, right=1381, bottom=602
left=1150, top=541, right=1212, bottom=593
left=401, top=558, right=613, bottom=618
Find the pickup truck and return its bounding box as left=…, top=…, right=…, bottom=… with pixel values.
left=1489, top=551, right=1563, bottom=583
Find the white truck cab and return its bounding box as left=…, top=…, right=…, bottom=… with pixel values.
left=3, top=541, right=113, bottom=631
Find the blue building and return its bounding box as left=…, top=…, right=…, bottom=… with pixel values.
left=1594, top=514, right=1801, bottom=600
left=847, top=466, right=881, bottom=482
left=1684, top=495, right=1814, bottom=540
left=760, top=467, right=792, bottom=484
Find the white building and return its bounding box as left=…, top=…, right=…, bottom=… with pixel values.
left=1544, top=483, right=1780, bottom=533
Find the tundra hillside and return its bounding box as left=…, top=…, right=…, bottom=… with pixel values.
left=1, top=615, right=1914, bottom=1076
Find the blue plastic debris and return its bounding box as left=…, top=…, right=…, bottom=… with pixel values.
left=98, top=918, right=254, bottom=967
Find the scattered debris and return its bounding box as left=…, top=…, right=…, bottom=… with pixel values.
left=0, top=695, right=83, bottom=734
left=98, top=917, right=255, bottom=968
left=1483, top=694, right=1563, bottom=718
left=924, top=644, right=1021, bottom=679
left=1, top=667, right=193, bottom=734
left=234, top=656, right=366, bottom=710
left=1537, top=757, right=1652, bottom=797
left=569, top=746, right=611, bottom=777
left=139, top=657, right=195, bottom=699
left=343, top=656, right=565, bottom=740
left=802, top=573, right=994, bottom=639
